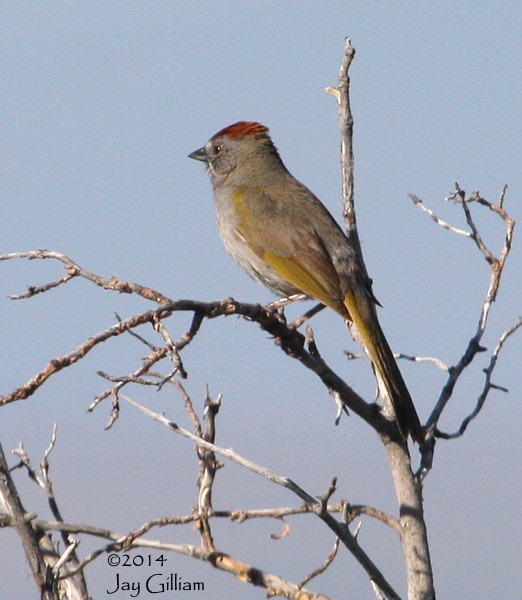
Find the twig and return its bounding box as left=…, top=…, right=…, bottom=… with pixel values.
left=1, top=499, right=336, bottom=599
left=153, top=317, right=188, bottom=378
left=0, top=299, right=227, bottom=407
left=0, top=443, right=59, bottom=599
left=122, top=394, right=402, bottom=600
left=92, top=347, right=172, bottom=416
left=12, top=428, right=89, bottom=596
left=330, top=39, right=433, bottom=598
left=343, top=504, right=400, bottom=533
left=0, top=249, right=172, bottom=304
left=270, top=518, right=291, bottom=540
left=457, top=187, right=496, bottom=264
left=8, top=269, right=78, bottom=299
left=195, top=387, right=221, bottom=552
left=437, top=316, right=522, bottom=439
left=409, top=194, right=470, bottom=237
left=422, top=185, right=516, bottom=434
left=123, top=395, right=319, bottom=504
left=394, top=353, right=449, bottom=372
left=329, top=37, right=356, bottom=226
left=1, top=295, right=390, bottom=440
left=348, top=349, right=450, bottom=372
left=300, top=538, right=340, bottom=587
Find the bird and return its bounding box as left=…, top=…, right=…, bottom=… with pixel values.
left=189, top=121, right=423, bottom=443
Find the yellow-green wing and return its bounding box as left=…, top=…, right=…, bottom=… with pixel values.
left=232, top=186, right=343, bottom=312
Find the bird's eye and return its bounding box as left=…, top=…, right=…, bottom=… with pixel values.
left=212, top=144, right=222, bottom=155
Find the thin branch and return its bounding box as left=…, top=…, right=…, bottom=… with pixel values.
left=423, top=185, right=516, bottom=434
left=12, top=428, right=90, bottom=597
left=123, top=394, right=402, bottom=600
left=152, top=317, right=188, bottom=377
left=0, top=249, right=171, bottom=304
left=437, top=316, right=522, bottom=439
left=39, top=427, right=87, bottom=592
left=394, top=353, right=449, bottom=372
left=8, top=269, right=78, bottom=299
left=92, top=347, right=170, bottom=414
left=331, top=40, right=434, bottom=599
left=0, top=497, right=343, bottom=599
left=123, top=395, right=318, bottom=504
left=0, top=499, right=392, bottom=532
left=1, top=247, right=396, bottom=440
left=0, top=299, right=225, bottom=407
left=195, top=387, right=221, bottom=553
left=333, top=37, right=356, bottom=226
left=344, top=504, right=400, bottom=533
left=0, top=443, right=60, bottom=599
left=457, top=187, right=496, bottom=264
left=1, top=294, right=390, bottom=440
left=347, top=349, right=450, bottom=372
left=409, top=194, right=470, bottom=236
left=300, top=538, right=340, bottom=587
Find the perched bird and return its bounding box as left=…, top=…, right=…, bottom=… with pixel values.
left=189, top=121, right=423, bottom=443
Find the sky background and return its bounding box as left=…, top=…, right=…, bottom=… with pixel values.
left=1, top=3, right=521, bottom=599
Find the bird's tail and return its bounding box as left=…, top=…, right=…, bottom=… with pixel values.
left=343, top=290, right=424, bottom=444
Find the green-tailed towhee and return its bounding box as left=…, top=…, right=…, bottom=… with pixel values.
left=189, top=121, right=423, bottom=443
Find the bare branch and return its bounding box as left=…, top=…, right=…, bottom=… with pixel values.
left=337, top=37, right=356, bottom=226
left=5, top=434, right=340, bottom=599
left=395, top=353, right=449, bottom=372
left=1, top=38, right=515, bottom=600
left=319, top=478, right=338, bottom=507
left=12, top=429, right=89, bottom=597
left=344, top=504, right=400, bottom=534
left=1, top=307, right=173, bottom=406
left=1, top=246, right=395, bottom=441
left=8, top=269, right=77, bottom=299
left=195, top=387, right=221, bottom=553
left=123, top=395, right=318, bottom=504
left=1, top=291, right=390, bottom=442
left=123, top=394, right=402, bottom=600
left=437, top=316, right=522, bottom=439
left=300, top=538, right=340, bottom=587
left=91, top=347, right=170, bottom=414
left=457, top=187, right=496, bottom=264
left=0, top=299, right=222, bottom=407
left=0, top=443, right=64, bottom=599
left=153, top=317, right=188, bottom=377
left=409, top=193, right=471, bottom=236
left=0, top=249, right=172, bottom=304
left=422, top=185, right=516, bottom=435
left=0, top=500, right=386, bottom=531
left=349, top=348, right=450, bottom=372
left=331, top=38, right=433, bottom=600
left=46, top=520, right=332, bottom=600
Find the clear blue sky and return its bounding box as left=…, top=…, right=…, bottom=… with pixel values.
left=1, top=3, right=520, bottom=599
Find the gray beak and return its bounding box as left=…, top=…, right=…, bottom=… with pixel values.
left=188, top=147, right=207, bottom=163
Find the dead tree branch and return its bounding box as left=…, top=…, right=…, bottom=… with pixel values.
left=123, top=394, right=402, bottom=600
left=330, top=38, right=434, bottom=600
left=410, top=184, right=516, bottom=453
left=0, top=442, right=88, bottom=599
left=1, top=40, right=518, bottom=600
left=0, top=270, right=390, bottom=438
